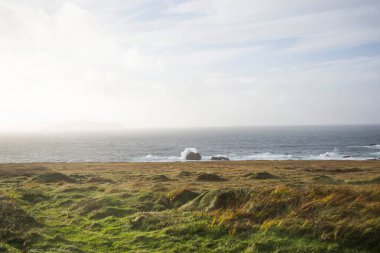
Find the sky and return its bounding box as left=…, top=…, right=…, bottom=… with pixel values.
left=0, top=0, right=380, bottom=132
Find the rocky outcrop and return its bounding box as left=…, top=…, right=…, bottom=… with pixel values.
left=181, top=148, right=201, bottom=160
left=211, top=155, right=229, bottom=161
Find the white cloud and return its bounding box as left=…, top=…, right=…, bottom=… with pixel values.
left=0, top=0, right=379, bottom=131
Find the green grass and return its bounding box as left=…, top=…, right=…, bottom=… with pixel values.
left=0, top=161, right=380, bottom=252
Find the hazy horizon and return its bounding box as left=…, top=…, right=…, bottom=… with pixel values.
left=1, top=0, right=380, bottom=132
left=1, top=123, right=380, bottom=135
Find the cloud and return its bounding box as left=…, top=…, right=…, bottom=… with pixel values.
left=0, top=0, right=379, bottom=131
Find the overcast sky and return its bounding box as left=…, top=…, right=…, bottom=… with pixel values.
left=0, top=0, right=379, bottom=131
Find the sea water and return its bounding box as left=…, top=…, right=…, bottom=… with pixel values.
left=0, top=125, right=379, bottom=162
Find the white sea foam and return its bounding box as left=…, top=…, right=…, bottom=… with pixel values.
left=1, top=126, right=378, bottom=163
left=213, top=154, right=228, bottom=158
left=307, top=151, right=371, bottom=160
left=181, top=148, right=200, bottom=160
left=304, top=148, right=355, bottom=160
left=130, top=151, right=375, bottom=162
left=348, top=144, right=380, bottom=149
left=131, top=154, right=180, bottom=162
left=317, top=151, right=341, bottom=159
left=229, top=152, right=293, bottom=160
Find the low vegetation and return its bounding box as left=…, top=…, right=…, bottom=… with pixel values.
left=0, top=161, right=379, bottom=252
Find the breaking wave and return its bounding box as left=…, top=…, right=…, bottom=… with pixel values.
left=131, top=154, right=180, bottom=162
left=230, top=153, right=293, bottom=160
left=130, top=150, right=377, bottom=162
left=348, top=144, right=380, bottom=149
left=181, top=148, right=200, bottom=160
left=1, top=126, right=379, bottom=163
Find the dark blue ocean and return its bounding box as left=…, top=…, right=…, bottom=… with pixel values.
left=0, top=125, right=380, bottom=162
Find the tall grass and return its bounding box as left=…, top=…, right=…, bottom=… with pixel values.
left=207, top=185, right=380, bottom=250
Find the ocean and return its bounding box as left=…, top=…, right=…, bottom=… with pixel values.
left=0, top=125, right=379, bottom=162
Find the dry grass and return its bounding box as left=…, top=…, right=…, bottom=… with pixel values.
left=0, top=160, right=379, bottom=252
left=1, top=160, right=378, bottom=188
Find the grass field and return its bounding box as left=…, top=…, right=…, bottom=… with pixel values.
left=1, top=161, right=380, bottom=252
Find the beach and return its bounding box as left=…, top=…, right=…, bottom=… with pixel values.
left=1, top=160, right=379, bottom=252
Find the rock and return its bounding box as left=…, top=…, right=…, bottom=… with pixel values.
left=342, top=155, right=352, bottom=159
left=181, top=148, right=201, bottom=160
left=211, top=155, right=229, bottom=161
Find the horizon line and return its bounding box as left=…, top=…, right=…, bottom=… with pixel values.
left=0, top=123, right=379, bottom=135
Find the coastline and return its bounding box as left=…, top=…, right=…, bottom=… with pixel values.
left=1, top=160, right=379, bottom=189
